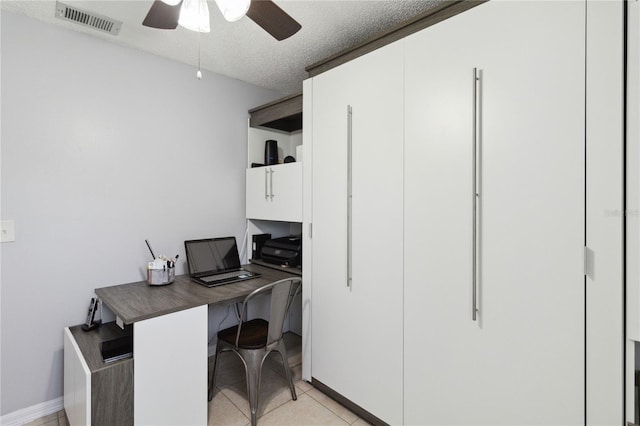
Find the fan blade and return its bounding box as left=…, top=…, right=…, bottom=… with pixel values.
left=142, top=0, right=182, bottom=29
left=246, top=0, right=301, bottom=41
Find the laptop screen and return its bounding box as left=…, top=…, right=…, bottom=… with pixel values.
left=184, top=237, right=242, bottom=276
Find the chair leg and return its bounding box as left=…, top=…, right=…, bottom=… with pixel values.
left=275, top=340, right=297, bottom=401
left=241, top=349, right=264, bottom=426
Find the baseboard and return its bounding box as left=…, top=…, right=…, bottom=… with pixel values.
left=311, top=378, right=387, bottom=426
left=0, top=397, right=63, bottom=426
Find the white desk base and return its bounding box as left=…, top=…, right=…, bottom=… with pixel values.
left=134, top=305, right=208, bottom=425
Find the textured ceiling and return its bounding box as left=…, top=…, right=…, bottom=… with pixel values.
left=1, top=0, right=445, bottom=94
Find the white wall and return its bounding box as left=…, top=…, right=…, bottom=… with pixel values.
left=0, top=11, right=280, bottom=415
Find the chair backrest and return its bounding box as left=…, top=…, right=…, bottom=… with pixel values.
left=236, top=277, right=302, bottom=349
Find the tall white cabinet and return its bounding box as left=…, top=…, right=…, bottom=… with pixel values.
left=304, top=0, right=625, bottom=424
left=404, top=1, right=585, bottom=423
left=310, top=41, right=404, bottom=425
left=245, top=95, right=304, bottom=334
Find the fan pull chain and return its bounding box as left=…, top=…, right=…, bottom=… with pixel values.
left=197, top=30, right=202, bottom=80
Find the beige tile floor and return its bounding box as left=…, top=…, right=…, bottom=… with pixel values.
left=23, top=410, right=68, bottom=426
left=208, top=333, right=368, bottom=426
left=26, top=333, right=368, bottom=426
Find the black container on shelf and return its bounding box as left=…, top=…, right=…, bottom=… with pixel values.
left=265, top=140, right=278, bottom=165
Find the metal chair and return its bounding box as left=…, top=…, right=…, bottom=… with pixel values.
left=208, top=277, right=302, bottom=426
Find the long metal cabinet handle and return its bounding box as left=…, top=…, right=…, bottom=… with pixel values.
left=269, top=168, right=274, bottom=200
left=472, top=68, right=480, bottom=321
left=264, top=168, right=269, bottom=200
left=347, top=105, right=353, bottom=289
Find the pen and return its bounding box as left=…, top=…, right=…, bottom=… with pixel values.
left=145, top=239, right=156, bottom=260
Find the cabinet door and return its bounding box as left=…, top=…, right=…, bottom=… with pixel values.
left=246, top=167, right=270, bottom=219
left=268, top=163, right=302, bottom=222
left=246, top=163, right=302, bottom=222
left=311, top=41, right=404, bottom=424
left=64, top=328, right=91, bottom=426
left=404, top=1, right=585, bottom=424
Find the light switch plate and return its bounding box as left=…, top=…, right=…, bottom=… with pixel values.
left=1, top=220, right=16, bottom=242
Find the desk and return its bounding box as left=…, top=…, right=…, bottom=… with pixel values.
left=95, top=263, right=297, bottom=325
left=76, top=264, right=298, bottom=426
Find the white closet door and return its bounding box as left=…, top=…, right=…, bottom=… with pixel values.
left=585, top=2, right=625, bottom=423
left=404, top=7, right=477, bottom=423
left=404, top=1, right=585, bottom=424
left=311, top=41, right=404, bottom=424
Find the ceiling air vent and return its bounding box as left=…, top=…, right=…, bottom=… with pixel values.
left=55, top=1, right=122, bottom=36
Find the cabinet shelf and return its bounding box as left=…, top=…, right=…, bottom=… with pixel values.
left=249, top=93, right=302, bottom=132
left=250, top=258, right=302, bottom=276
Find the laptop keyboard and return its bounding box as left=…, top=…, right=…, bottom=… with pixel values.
left=201, top=270, right=249, bottom=283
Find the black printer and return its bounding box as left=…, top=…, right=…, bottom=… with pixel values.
left=260, top=236, right=302, bottom=268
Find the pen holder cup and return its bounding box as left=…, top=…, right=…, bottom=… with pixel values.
left=147, top=267, right=175, bottom=286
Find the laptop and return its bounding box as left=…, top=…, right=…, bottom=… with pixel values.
left=184, top=237, right=260, bottom=287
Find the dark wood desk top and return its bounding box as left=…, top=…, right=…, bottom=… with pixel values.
left=95, top=264, right=299, bottom=325
left=68, top=322, right=133, bottom=373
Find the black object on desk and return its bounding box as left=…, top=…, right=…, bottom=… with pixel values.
left=261, top=236, right=301, bottom=267
left=185, top=237, right=261, bottom=287
left=101, top=334, right=133, bottom=363
left=252, top=233, right=271, bottom=259
left=82, top=297, right=101, bottom=331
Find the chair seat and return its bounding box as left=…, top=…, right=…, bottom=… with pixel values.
left=218, top=318, right=269, bottom=349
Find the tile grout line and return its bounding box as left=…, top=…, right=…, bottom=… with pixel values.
left=305, top=389, right=359, bottom=425
left=216, top=377, right=308, bottom=424
left=213, top=386, right=251, bottom=423
left=257, top=382, right=309, bottom=420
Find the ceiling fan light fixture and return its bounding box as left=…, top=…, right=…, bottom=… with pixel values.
left=214, top=0, right=250, bottom=22
left=178, top=0, right=210, bottom=32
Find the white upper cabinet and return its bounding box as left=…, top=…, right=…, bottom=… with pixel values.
left=245, top=95, right=303, bottom=223
left=246, top=162, right=302, bottom=222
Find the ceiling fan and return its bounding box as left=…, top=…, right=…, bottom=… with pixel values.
left=142, top=0, right=302, bottom=41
